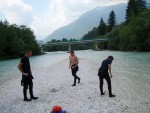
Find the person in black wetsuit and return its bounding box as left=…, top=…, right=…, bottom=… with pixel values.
left=69, top=50, right=80, bottom=86
left=98, top=56, right=116, bottom=97
left=18, top=50, right=38, bottom=101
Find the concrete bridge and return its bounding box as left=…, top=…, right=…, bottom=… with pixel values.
left=42, top=38, right=109, bottom=51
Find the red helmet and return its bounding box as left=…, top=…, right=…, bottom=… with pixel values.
left=52, top=105, right=62, bottom=112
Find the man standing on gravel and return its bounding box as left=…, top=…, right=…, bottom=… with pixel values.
left=98, top=56, right=115, bottom=97
left=18, top=50, right=38, bottom=101
left=69, top=50, right=80, bottom=86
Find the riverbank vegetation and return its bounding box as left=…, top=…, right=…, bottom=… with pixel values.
left=44, top=38, right=92, bottom=51
left=82, top=0, right=150, bottom=51
left=107, top=10, right=150, bottom=51
left=0, top=21, right=42, bottom=60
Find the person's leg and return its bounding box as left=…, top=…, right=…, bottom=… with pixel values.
left=29, top=79, right=33, bottom=98
left=72, top=69, right=80, bottom=86
left=29, top=78, right=38, bottom=100
left=71, top=68, right=77, bottom=86
left=23, top=77, right=31, bottom=101
left=74, top=66, right=80, bottom=83
left=23, top=85, right=28, bottom=100
left=99, top=76, right=104, bottom=95
left=105, top=75, right=115, bottom=97
left=75, top=74, right=80, bottom=83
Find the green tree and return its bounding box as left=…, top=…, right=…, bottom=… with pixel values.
left=0, top=20, right=41, bottom=60
left=107, top=26, right=120, bottom=50
left=126, top=0, right=138, bottom=23
left=61, top=38, right=68, bottom=50
left=81, top=27, right=98, bottom=40
left=0, top=21, right=7, bottom=59
left=98, top=18, right=106, bottom=35
left=137, top=0, right=147, bottom=12
left=108, top=10, right=150, bottom=51
left=107, top=10, right=116, bottom=32
left=62, top=38, right=68, bottom=42
left=3, top=25, right=18, bottom=58
left=126, top=0, right=147, bottom=23
left=3, top=19, right=9, bottom=26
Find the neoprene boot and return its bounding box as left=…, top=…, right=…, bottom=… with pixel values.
left=29, top=87, right=38, bottom=100
left=109, top=94, right=116, bottom=97
left=23, top=90, right=31, bottom=101
left=72, top=77, right=76, bottom=86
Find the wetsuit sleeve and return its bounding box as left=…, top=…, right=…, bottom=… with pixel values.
left=108, top=60, right=112, bottom=65
left=20, top=57, right=25, bottom=64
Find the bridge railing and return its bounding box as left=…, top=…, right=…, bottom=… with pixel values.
left=42, top=38, right=109, bottom=46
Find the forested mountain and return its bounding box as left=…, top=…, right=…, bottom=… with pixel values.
left=81, top=0, right=150, bottom=51
left=81, top=10, right=116, bottom=40
left=0, top=20, right=42, bottom=60
left=44, top=3, right=127, bottom=42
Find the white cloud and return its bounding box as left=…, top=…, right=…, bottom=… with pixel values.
left=31, top=0, right=128, bottom=40
left=30, top=0, right=69, bottom=40
left=0, top=0, right=33, bottom=26
left=99, top=0, right=128, bottom=6
left=0, top=0, right=128, bottom=40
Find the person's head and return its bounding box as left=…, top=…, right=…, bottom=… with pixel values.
left=107, top=56, right=114, bottom=61
left=25, top=50, right=32, bottom=57
left=70, top=50, right=74, bottom=56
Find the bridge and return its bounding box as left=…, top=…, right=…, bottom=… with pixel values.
left=42, top=38, right=109, bottom=51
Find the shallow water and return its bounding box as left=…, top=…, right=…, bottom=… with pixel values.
left=78, top=50, right=150, bottom=87
left=0, top=50, right=150, bottom=85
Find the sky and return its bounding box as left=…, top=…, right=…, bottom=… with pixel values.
left=0, top=0, right=129, bottom=40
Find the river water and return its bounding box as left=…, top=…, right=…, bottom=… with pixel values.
left=0, top=50, right=150, bottom=86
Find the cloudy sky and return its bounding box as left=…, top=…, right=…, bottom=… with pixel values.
left=0, top=0, right=128, bottom=40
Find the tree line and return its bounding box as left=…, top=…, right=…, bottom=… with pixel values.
left=0, top=20, right=42, bottom=60
left=43, top=38, right=92, bottom=51
left=82, top=0, right=150, bottom=51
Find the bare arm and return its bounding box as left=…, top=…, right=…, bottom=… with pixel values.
left=18, top=63, right=23, bottom=73
left=69, top=56, right=71, bottom=69
left=108, top=64, right=112, bottom=78
left=76, top=56, right=79, bottom=65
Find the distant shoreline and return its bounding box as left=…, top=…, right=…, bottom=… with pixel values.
left=0, top=53, right=45, bottom=61
left=1, top=50, right=150, bottom=61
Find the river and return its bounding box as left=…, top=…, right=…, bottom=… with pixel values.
left=0, top=50, right=150, bottom=84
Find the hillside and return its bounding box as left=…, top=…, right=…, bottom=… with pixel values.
left=44, top=3, right=127, bottom=42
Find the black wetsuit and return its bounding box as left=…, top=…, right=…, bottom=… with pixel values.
left=20, top=56, right=34, bottom=99
left=98, top=59, right=112, bottom=95
left=71, top=64, right=80, bottom=85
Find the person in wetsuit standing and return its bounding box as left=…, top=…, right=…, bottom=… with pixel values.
left=18, top=50, right=38, bottom=101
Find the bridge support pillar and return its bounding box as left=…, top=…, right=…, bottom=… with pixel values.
left=95, top=42, right=99, bottom=50
left=68, top=44, right=71, bottom=51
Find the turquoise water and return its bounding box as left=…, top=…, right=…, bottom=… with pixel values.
left=0, top=51, right=68, bottom=82
left=0, top=50, right=150, bottom=85
left=78, top=50, right=150, bottom=85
